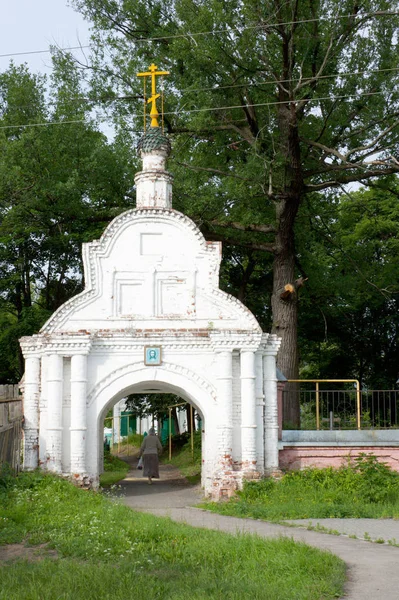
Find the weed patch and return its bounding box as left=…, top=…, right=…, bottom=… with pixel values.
left=201, top=454, right=399, bottom=521
left=162, top=431, right=201, bottom=480
left=0, top=471, right=345, bottom=599
left=99, top=452, right=129, bottom=487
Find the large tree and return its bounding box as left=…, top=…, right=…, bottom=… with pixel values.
left=73, top=0, right=399, bottom=423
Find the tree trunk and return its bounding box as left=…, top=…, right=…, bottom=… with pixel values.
left=171, top=406, right=180, bottom=434
left=271, top=198, right=300, bottom=428
left=185, top=403, right=193, bottom=434
left=271, top=93, right=303, bottom=427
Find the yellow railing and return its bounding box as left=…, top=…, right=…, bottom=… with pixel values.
left=287, top=379, right=361, bottom=430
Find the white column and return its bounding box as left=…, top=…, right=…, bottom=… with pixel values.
left=255, top=351, right=265, bottom=473
left=23, top=355, right=41, bottom=470
left=263, top=339, right=281, bottom=474
left=39, top=355, right=48, bottom=467
left=70, top=354, right=87, bottom=475
left=216, top=350, right=233, bottom=468
left=46, top=354, right=63, bottom=473
left=240, top=349, right=257, bottom=470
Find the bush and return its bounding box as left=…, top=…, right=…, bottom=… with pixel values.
left=202, top=453, right=399, bottom=520
left=168, top=432, right=190, bottom=449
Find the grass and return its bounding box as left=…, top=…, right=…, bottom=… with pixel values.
left=0, top=470, right=346, bottom=600
left=99, top=452, right=129, bottom=487
left=162, top=431, right=201, bottom=483
left=200, top=454, right=399, bottom=521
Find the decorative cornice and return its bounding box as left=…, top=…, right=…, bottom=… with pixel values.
left=134, top=170, right=173, bottom=184
left=210, top=330, right=262, bottom=351
left=19, top=334, right=92, bottom=357
left=87, top=361, right=217, bottom=406
left=19, top=337, right=42, bottom=358
left=20, top=327, right=267, bottom=355
left=262, top=333, right=282, bottom=356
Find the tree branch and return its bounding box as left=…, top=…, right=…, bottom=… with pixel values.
left=201, top=228, right=275, bottom=253
left=174, top=162, right=250, bottom=181
left=305, top=167, right=399, bottom=191
left=208, top=220, right=276, bottom=234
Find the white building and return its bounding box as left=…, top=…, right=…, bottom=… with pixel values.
left=20, top=125, right=281, bottom=499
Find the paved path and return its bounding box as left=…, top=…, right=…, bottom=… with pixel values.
left=118, top=463, right=399, bottom=600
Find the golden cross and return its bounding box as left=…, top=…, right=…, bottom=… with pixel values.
left=137, top=63, right=170, bottom=128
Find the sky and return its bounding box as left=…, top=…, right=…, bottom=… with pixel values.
left=0, top=0, right=91, bottom=75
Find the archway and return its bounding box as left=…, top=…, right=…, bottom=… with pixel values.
left=87, top=365, right=214, bottom=493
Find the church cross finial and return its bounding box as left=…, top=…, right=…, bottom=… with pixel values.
left=137, top=63, right=170, bottom=128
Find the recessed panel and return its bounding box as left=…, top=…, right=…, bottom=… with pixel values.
left=157, top=279, right=189, bottom=316
left=117, top=282, right=144, bottom=316
left=140, top=233, right=163, bottom=256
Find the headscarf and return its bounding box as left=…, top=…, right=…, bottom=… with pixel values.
left=148, top=427, right=156, bottom=435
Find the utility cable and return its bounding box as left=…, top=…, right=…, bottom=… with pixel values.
left=0, top=10, right=397, bottom=59
left=3, top=66, right=399, bottom=112
left=0, top=89, right=393, bottom=131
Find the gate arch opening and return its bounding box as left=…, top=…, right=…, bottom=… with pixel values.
left=89, top=366, right=213, bottom=491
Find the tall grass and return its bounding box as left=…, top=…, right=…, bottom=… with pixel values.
left=202, top=454, right=399, bottom=521
left=0, top=471, right=345, bottom=599
left=99, top=452, right=129, bottom=487
left=162, top=431, right=201, bottom=481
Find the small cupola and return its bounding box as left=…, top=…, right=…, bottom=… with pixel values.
left=135, top=64, right=173, bottom=209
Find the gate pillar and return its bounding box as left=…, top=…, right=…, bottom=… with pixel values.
left=70, top=354, right=88, bottom=476
left=263, top=334, right=282, bottom=475
left=240, top=348, right=257, bottom=471
left=23, top=355, right=40, bottom=470
left=46, top=354, right=63, bottom=473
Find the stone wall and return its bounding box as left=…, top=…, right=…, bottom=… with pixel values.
left=0, top=385, right=23, bottom=472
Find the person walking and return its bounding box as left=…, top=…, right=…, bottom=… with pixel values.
left=138, top=427, right=163, bottom=484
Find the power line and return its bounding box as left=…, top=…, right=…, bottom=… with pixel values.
left=4, top=66, right=399, bottom=112
left=0, top=119, right=86, bottom=131
left=179, top=67, right=399, bottom=94
left=0, top=46, right=90, bottom=60
left=0, top=89, right=393, bottom=131
left=132, top=11, right=399, bottom=43
left=0, top=10, right=397, bottom=60
left=164, top=90, right=391, bottom=117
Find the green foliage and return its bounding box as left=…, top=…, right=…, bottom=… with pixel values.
left=126, top=433, right=145, bottom=447
left=0, top=60, right=134, bottom=382
left=99, top=452, right=129, bottom=487
left=298, top=182, right=399, bottom=387
left=163, top=431, right=202, bottom=480
left=0, top=472, right=345, bottom=599
left=102, top=451, right=129, bottom=473
left=125, top=393, right=180, bottom=421
left=202, top=454, right=399, bottom=520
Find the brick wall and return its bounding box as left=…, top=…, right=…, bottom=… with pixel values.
left=279, top=445, right=399, bottom=472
